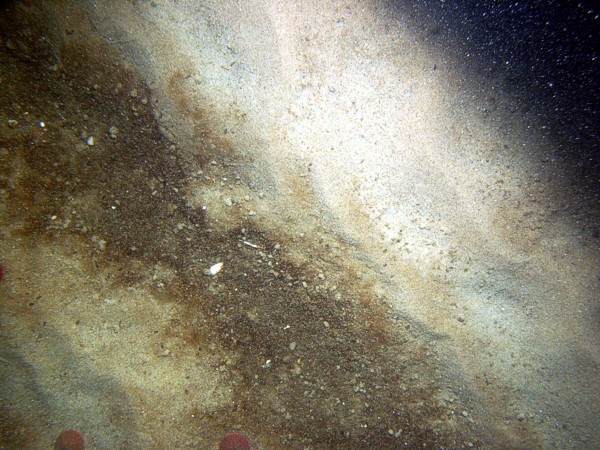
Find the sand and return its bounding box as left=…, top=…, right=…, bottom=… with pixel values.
left=1, top=1, right=598, bottom=448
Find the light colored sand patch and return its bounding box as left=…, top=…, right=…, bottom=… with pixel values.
left=1, top=240, right=229, bottom=448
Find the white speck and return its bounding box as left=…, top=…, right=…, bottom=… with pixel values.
left=208, top=262, right=223, bottom=276
left=86, top=136, right=95, bottom=146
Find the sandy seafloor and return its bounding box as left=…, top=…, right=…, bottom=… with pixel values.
left=0, top=1, right=598, bottom=448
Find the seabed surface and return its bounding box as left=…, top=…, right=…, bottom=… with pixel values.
left=0, top=1, right=598, bottom=448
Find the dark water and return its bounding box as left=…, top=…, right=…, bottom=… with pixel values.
left=397, top=0, right=600, bottom=207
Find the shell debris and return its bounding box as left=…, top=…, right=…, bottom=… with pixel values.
left=205, top=262, right=223, bottom=276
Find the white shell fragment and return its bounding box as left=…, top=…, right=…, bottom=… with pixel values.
left=205, top=262, right=223, bottom=276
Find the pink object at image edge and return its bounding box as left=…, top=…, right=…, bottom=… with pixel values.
left=54, top=429, right=85, bottom=450
left=219, top=432, right=251, bottom=450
